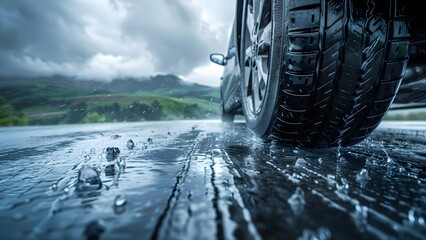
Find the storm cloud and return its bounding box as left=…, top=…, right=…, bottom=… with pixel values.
left=0, top=0, right=235, bottom=86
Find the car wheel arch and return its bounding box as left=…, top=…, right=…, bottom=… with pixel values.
left=235, top=0, right=245, bottom=67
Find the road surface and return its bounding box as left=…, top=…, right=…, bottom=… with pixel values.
left=0, top=120, right=425, bottom=240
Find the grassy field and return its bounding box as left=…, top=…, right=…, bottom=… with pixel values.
left=0, top=82, right=220, bottom=126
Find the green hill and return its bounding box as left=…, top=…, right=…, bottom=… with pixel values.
left=0, top=75, right=220, bottom=126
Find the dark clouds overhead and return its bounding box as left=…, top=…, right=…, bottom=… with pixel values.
left=121, top=0, right=220, bottom=75
left=0, top=0, right=235, bottom=86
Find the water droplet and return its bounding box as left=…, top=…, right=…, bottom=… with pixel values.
left=337, top=145, right=341, bottom=159
left=399, top=166, right=407, bottom=174
left=12, top=213, right=26, bottom=221
left=89, top=148, right=96, bottom=155
left=352, top=204, right=368, bottom=232
left=76, top=167, right=102, bottom=191
left=387, top=157, right=395, bottom=164
left=356, top=168, right=371, bottom=183
left=105, top=164, right=115, bottom=177
left=222, top=180, right=229, bottom=188
left=318, top=157, right=323, bottom=164
left=336, top=178, right=349, bottom=193
left=60, top=187, right=71, bottom=200
left=142, top=143, right=148, bottom=150
left=113, top=195, right=127, bottom=214
left=299, top=229, right=316, bottom=240
left=84, top=220, right=105, bottom=240
left=106, top=147, right=120, bottom=161
left=299, top=227, right=331, bottom=240
left=50, top=183, right=58, bottom=191
left=212, top=149, right=221, bottom=157
left=327, top=174, right=336, bottom=187
left=111, top=134, right=121, bottom=139
left=287, top=187, right=305, bottom=216
left=316, top=227, right=332, bottom=240
left=127, top=139, right=135, bottom=150
left=408, top=207, right=425, bottom=226
left=295, top=158, right=307, bottom=168
left=293, top=149, right=299, bottom=153
left=114, top=194, right=127, bottom=207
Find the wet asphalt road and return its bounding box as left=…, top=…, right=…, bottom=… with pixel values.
left=0, top=120, right=425, bottom=240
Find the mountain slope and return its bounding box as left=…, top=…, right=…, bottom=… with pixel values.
left=0, top=75, right=220, bottom=125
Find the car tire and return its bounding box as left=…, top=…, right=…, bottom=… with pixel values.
left=221, top=104, right=235, bottom=122
left=240, top=0, right=410, bottom=147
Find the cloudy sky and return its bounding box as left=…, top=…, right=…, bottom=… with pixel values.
left=0, top=0, right=236, bottom=87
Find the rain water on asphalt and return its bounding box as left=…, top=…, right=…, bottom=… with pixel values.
left=0, top=120, right=425, bottom=240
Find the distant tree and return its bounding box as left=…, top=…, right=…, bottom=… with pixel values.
left=0, top=95, right=27, bottom=126
left=184, top=104, right=200, bottom=119
left=122, top=101, right=151, bottom=122
left=111, top=103, right=121, bottom=121
left=67, top=102, right=87, bottom=123
left=146, top=100, right=164, bottom=120
left=92, top=103, right=122, bottom=122
left=84, top=112, right=106, bottom=123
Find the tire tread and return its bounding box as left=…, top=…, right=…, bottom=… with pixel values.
left=268, top=0, right=410, bottom=146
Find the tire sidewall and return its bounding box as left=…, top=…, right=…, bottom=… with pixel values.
left=241, top=0, right=284, bottom=138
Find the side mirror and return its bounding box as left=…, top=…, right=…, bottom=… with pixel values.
left=210, top=53, right=227, bottom=66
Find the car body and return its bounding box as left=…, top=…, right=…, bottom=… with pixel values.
left=211, top=0, right=426, bottom=146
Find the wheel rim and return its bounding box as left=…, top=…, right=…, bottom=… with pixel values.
left=243, top=0, right=272, bottom=115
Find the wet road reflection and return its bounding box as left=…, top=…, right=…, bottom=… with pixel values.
left=0, top=120, right=424, bottom=240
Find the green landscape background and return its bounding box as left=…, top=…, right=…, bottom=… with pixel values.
left=0, top=75, right=221, bottom=126
left=0, top=75, right=425, bottom=126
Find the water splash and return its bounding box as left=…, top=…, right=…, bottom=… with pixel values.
left=60, top=187, right=72, bottom=200
left=408, top=207, right=425, bottom=226
left=76, top=167, right=102, bottom=191
left=336, top=178, right=349, bottom=194
left=351, top=204, right=368, bottom=232
left=114, top=194, right=127, bottom=214
left=89, top=148, right=96, bottom=155
left=142, top=143, right=148, bottom=150
left=111, top=134, right=121, bottom=139
left=127, top=139, right=135, bottom=150
left=380, top=142, right=395, bottom=164
left=106, top=147, right=120, bottom=161
left=356, top=169, right=371, bottom=184
left=119, top=156, right=127, bottom=169
left=287, top=187, right=306, bottom=216
left=50, top=183, right=58, bottom=192
left=326, top=174, right=336, bottom=187
left=105, top=164, right=116, bottom=177
left=84, top=220, right=105, bottom=240
left=114, top=194, right=127, bottom=207
left=295, top=158, right=307, bottom=168
left=298, top=227, right=331, bottom=240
